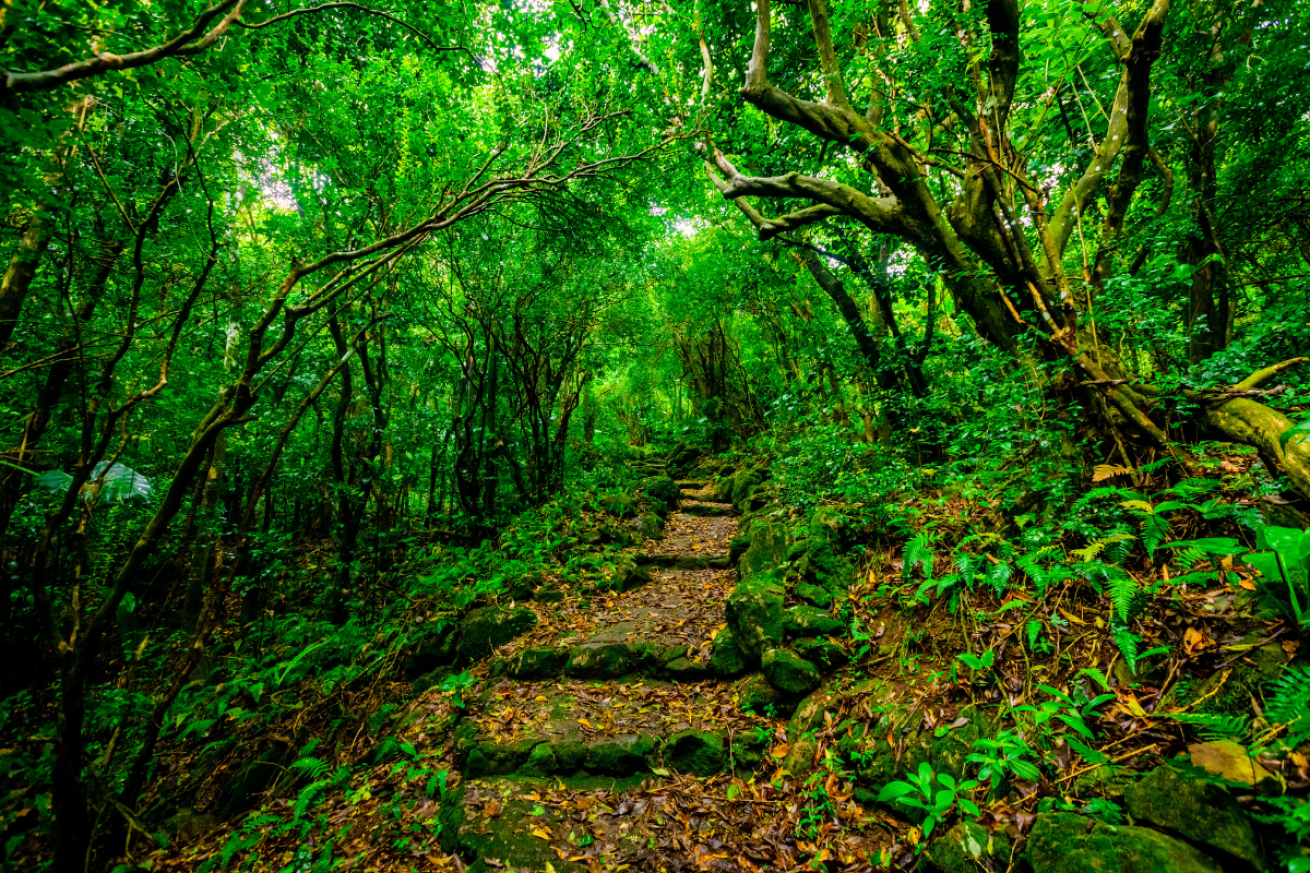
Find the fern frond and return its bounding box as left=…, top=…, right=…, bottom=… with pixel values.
left=1093, top=464, right=1135, bottom=482
left=1072, top=541, right=1106, bottom=563
left=1267, top=665, right=1310, bottom=743
left=1140, top=514, right=1169, bottom=557
left=294, top=778, right=330, bottom=820
left=1107, top=570, right=1139, bottom=621
left=1161, top=712, right=1250, bottom=741
left=903, top=532, right=938, bottom=582
left=986, top=559, right=1013, bottom=596
left=1112, top=622, right=1140, bottom=672
left=290, top=755, right=330, bottom=779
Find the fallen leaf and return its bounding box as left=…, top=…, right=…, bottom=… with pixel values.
left=531, top=827, right=552, bottom=840
left=1189, top=740, right=1275, bottom=786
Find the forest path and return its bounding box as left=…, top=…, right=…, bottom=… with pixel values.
left=434, top=480, right=824, bottom=873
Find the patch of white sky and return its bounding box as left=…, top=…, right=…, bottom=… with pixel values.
left=242, top=130, right=328, bottom=214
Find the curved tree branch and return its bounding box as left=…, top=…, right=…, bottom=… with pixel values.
left=2, top=0, right=246, bottom=96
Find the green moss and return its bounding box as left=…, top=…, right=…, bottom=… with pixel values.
left=586, top=734, right=656, bottom=776
left=465, top=737, right=539, bottom=777
left=794, top=581, right=834, bottom=610
left=641, top=475, right=681, bottom=513
left=663, top=729, right=727, bottom=777
left=501, top=646, right=567, bottom=680
left=737, top=521, right=788, bottom=578
left=565, top=640, right=640, bottom=678
left=456, top=605, right=538, bottom=664
left=929, top=820, right=1010, bottom=873
left=711, top=627, right=751, bottom=677
left=738, top=674, right=798, bottom=718
left=1123, top=766, right=1264, bottom=871
left=762, top=647, right=821, bottom=695
left=792, top=637, right=848, bottom=670
left=785, top=605, right=844, bottom=638
left=725, top=574, right=787, bottom=658
left=1026, top=812, right=1225, bottom=873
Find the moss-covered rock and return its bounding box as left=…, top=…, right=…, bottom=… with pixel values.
left=438, top=781, right=584, bottom=873
left=713, top=466, right=765, bottom=507
left=664, top=655, right=712, bottom=681
left=928, top=820, right=1011, bottom=873
left=785, top=605, right=844, bottom=638
left=160, top=809, right=219, bottom=841
left=403, top=623, right=458, bottom=678
left=587, top=734, right=656, bottom=776
left=792, top=637, right=849, bottom=670
left=637, top=512, right=666, bottom=539
left=501, top=646, right=567, bottom=681
left=729, top=533, right=751, bottom=566
left=738, top=521, right=788, bottom=578
left=731, top=729, right=769, bottom=770
left=711, top=627, right=751, bottom=677
left=464, top=738, right=539, bottom=777
left=521, top=742, right=559, bottom=776
left=731, top=467, right=768, bottom=510
left=762, top=647, right=821, bottom=695
left=565, top=640, right=641, bottom=679
left=641, top=475, right=681, bottom=514
left=795, top=525, right=849, bottom=590
left=1026, top=812, right=1225, bottom=873
left=794, top=581, right=835, bottom=610
left=456, top=605, right=537, bottom=664
left=666, top=443, right=702, bottom=477
left=738, top=674, right=797, bottom=718
left=604, top=559, right=652, bottom=592
left=725, top=575, right=787, bottom=658
left=553, top=740, right=587, bottom=773
left=602, top=491, right=637, bottom=517
left=783, top=734, right=819, bottom=775
left=1123, top=765, right=1264, bottom=871
left=664, top=729, right=727, bottom=777
left=411, top=666, right=457, bottom=695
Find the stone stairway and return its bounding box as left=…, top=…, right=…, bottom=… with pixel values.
left=434, top=479, right=786, bottom=873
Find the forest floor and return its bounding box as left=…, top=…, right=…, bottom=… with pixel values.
left=147, top=472, right=1305, bottom=873
left=157, top=481, right=901, bottom=873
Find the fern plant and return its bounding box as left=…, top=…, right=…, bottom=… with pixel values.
left=1159, top=712, right=1250, bottom=742
left=1266, top=664, right=1310, bottom=747
left=903, top=529, right=942, bottom=582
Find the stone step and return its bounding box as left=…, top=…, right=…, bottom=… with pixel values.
left=496, top=568, right=735, bottom=679
left=678, top=501, right=737, bottom=518
left=633, top=552, right=731, bottom=570
left=675, top=479, right=709, bottom=490
left=457, top=677, right=774, bottom=780
left=491, top=631, right=714, bottom=682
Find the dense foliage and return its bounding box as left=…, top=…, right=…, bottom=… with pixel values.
left=2, top=0, right=1309, bottom=870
